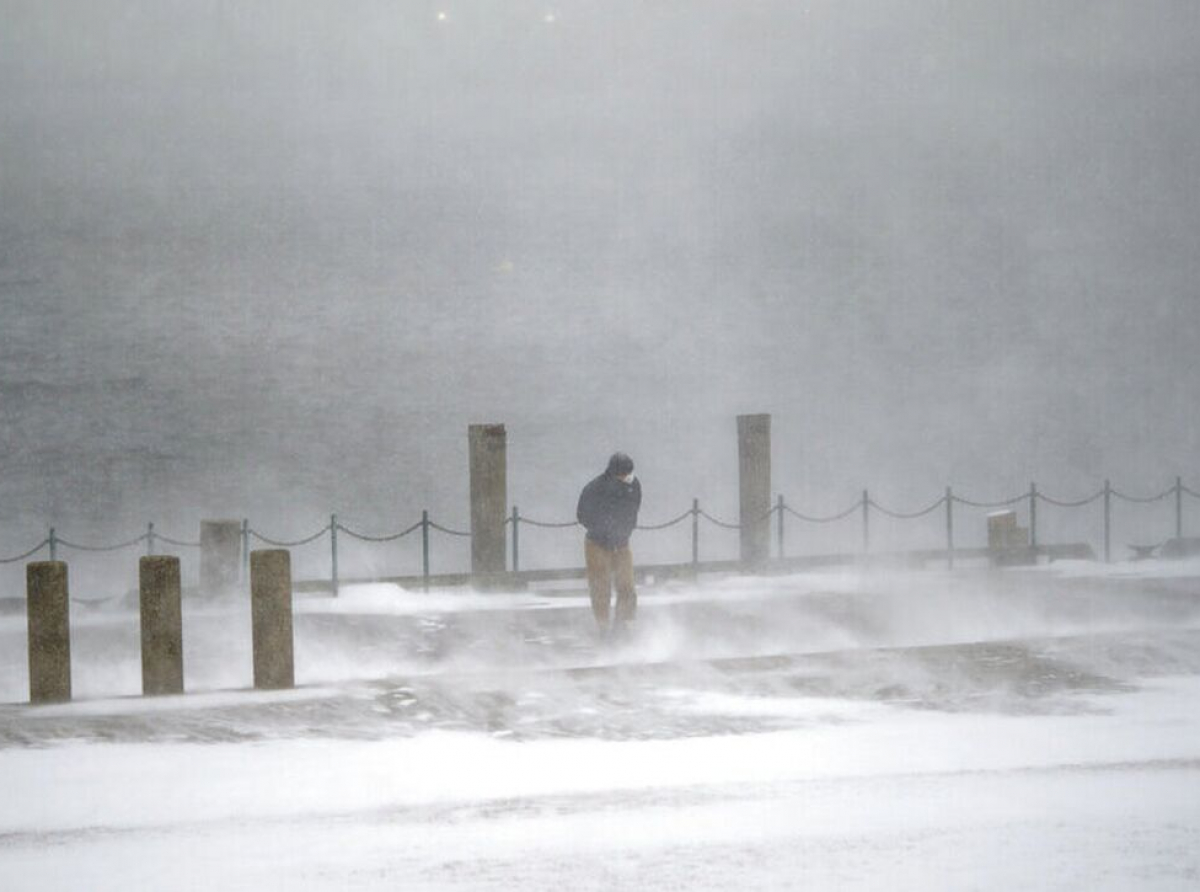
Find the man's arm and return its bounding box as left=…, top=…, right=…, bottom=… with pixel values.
left=577, top=480, right=597, bottom=529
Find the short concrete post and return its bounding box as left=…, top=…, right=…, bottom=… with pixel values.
left=200, top=519, right=242, bottom=597
left=737, top=413, right=772, bottom=568
left=139, top=556, right=184, bottom=696
left=250, top=549, right=294, bottom=690
left=468, top=423, right=507, bottom=576
left=27, top=561, right=71, bottom=704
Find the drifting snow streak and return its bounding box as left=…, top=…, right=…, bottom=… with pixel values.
left=2, top=569, right=1199, bottom=746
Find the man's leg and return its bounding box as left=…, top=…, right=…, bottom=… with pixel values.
left=613, top=546, right=637, bottom=624
left=584, top=538, right=613, bottom=629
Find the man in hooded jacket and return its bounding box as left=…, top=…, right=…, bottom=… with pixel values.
left=576, top=452, right=642, bottom=633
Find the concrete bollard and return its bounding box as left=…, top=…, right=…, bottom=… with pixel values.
left=250, top=549, right=294, bottom=690
left=200, top=519, right=242, bottom=597
left=139, top=555, right=184, bottom=696
left=468, top=423, right=507, bottom=577
left=737, top=413, right=772, bottom=568
left=27, top=561, right=71, bottom=704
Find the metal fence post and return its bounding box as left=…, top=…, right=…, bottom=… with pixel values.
left=241, top=519, right=250, bottom=578
left=691, top=498, right=700, bottom=572
left=330, top=513, right=339, bottom=598
left=421, top=509, right=430, bottom=591
left=147, top=522, right=156, bottom=557
left=1104, top=479, right=1112, bottom=564
left=511, top=505, right=520, bottom=573
left=945, top=486, right=954, bottom=570
left=1029, top=482, right=1038, bottom=557
left=776, top=494, right=785, bottom=559
left=48, top=527, right=57, bottom=562
left=1176, top=476, right=1183, bottom=539
left=861, top=490, right=870, bottom=554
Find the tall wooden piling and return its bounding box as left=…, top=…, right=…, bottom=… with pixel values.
left=250, top=549, right=294, bottom=690
left=201, top=519, right=242, bottom=597
left=139, top=555, right=184, bottom=695
left=737, top=413, right=772, bottom=567
left=468, top=423, right=507, bottom=576
left=27, top=561, right=71, bottom=704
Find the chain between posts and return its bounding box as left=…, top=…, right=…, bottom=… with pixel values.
left=637, top=510, right=694, bottom=531
left=2, top=479, right=1193, bottom=582
left=951, top=493, right=1028, bottom=509
left=56, top=532, right=150, bottom=553
left=1036, top=489, right=1105, bottom=508
left=867, top=495, right=947, bottom=520
left=336, top=520, right=424, bottom=542
left=0, top=539, right=51, bottom=564
left=249, top=526, right=329, bottom=548
left=783, top=501, right=860, bottom=524
left=1110, top=486, right=1176, bottom=504
left=154, top=532, right=200, bottom=548
left=697, top=510, right=741, bottom=530
left=427, top=520, right=471, bottom=537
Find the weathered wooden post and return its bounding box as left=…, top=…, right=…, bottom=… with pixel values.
left=987, top=510, right=1031, bottom=566
left=468, top=423, right=507, bottom=578
left=27, top=561, right=71, bottom=704
left=201, top=519, right=242, bottom=597
left=737, top=413, right=771, bottom=568
left=139, top=555, right=184, bottom=696
left=250, top=549, right=294, bottom=690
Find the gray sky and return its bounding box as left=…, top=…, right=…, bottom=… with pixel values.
left=1, top=1, right=1198, bottom=560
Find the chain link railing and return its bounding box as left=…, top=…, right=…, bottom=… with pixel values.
left=2, top=478, right=1195, bottom=585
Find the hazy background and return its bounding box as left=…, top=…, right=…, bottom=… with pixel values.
left=1, top=0, right=1198, bottom=583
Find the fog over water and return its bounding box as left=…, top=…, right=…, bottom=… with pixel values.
left=2, top=2, right=1198, bottom=576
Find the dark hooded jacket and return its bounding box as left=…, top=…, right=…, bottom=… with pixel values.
left=576, top=472, right=642, bottom=550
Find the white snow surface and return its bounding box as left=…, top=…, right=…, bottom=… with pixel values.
left=2, top=565, right=1199, bottom=889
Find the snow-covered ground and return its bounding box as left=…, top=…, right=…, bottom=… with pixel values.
left=2, top=564, right=1199, bottom=889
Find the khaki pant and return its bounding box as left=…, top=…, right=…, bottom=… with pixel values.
left=584, top=538, right=636, bottom=628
